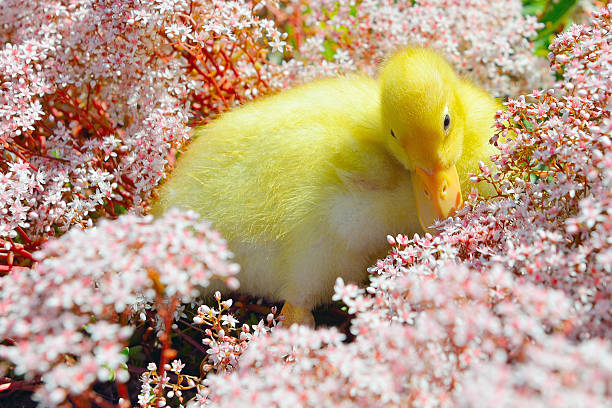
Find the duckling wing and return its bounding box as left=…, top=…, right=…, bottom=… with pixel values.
left=153, top=75, right=389, bottom=242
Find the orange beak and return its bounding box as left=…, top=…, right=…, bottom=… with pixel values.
left=412, top=164, right=463, bottom=231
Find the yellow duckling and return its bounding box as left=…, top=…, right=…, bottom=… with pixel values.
left=152, top=48, right=500, bottom=326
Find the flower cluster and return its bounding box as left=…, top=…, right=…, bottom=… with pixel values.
left=138, top=293, right=278, bottom=407
left=203, top=265, right=610, bottom=407
left=0, top=0, right=285, bottom=268
left=472, top=6, right=612, bottom=338
left=139, top=360, right=196, bottom=408
left=0, top=209, right=239, bottom=405
left=162, top=0, right=290, bottom=123
left=274, top=0, right=551, bottom=96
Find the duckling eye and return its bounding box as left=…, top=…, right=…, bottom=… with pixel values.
left=443, top=114, right=451, bottom=133
left=390, top=129, right=396, bottom=139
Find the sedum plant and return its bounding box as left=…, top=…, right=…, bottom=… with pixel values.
left=0, top=1, right=610, bottom=407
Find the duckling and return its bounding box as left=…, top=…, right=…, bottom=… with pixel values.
left=152, top=48, right=500, bottom=326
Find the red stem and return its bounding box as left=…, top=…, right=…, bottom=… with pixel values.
left=117, top=382, right=132, bottom=407
left=15, top=226, right=33, bottom=246
left=155, top=296, right=178, bottom=408
left=8, top=245, right=35, bottom=262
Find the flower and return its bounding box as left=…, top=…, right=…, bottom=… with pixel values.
left=0, top=209, right=239, bottom=404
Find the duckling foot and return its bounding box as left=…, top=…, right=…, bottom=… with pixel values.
left=280, top=301, right=315, bottom=327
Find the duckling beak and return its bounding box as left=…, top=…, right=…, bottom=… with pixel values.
left=412, top=164, right=462, bottom=231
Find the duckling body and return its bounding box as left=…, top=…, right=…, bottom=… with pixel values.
left=153, top=49, right=500, bottom=324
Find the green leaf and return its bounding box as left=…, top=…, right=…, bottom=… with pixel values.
left=114, top=203, right=128, bottom=215
left=522, top=0, right=580, bottom=55
left=321, top=40, right=336, bottom=61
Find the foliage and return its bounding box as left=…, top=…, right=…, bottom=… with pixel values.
left=0, top=1, right=610, bottom=407
left=0, top=209, right=240, bottom=405
left=522, top=0, right=607, bottom=55
left=274, top=0, right=551, bottom=96
left=0, top=0, right=287, bottom=270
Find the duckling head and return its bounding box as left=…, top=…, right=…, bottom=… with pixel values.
left=380, top=48, right=465, bottom=230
